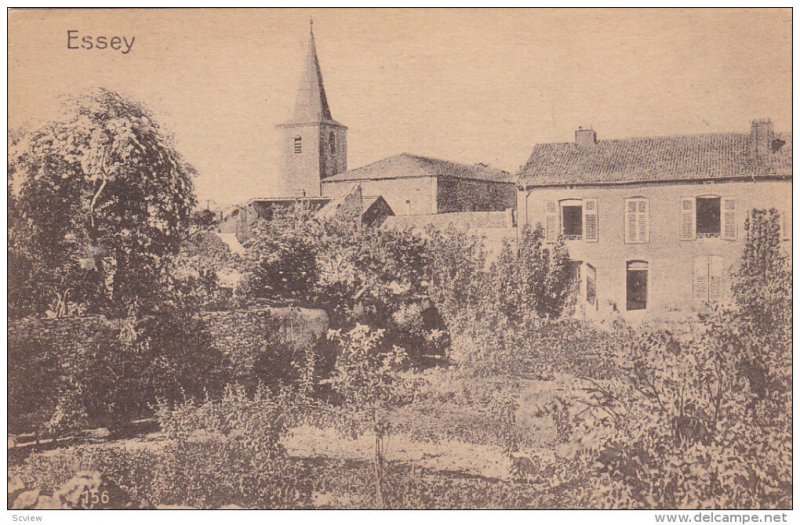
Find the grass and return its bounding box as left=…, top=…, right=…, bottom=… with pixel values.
left=9, top=374, right=577, bottom=509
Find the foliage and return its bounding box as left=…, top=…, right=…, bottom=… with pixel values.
left=324, top=324, right=417, bottom=507
left=239, top=203, right=321, bottom=301
left=240, top=206, right=447, bottom=364
left=10, top=470, right=148, bottom=509
left=732, top=208, right=791, bottom=330
left=8, top=338, right=64, bottom=437
left=9, top=311, right=228, bottom=437
left=151, top=385, right=313, bottom=508
left=8, top=88, right=197, bottom=317
left=490, top=224, right=574, bottom=323
left=524, top=209, right=792, bottom=509
left=426, top=224, right=488, bottom=332
left=169, top=230, right=244, bottom=311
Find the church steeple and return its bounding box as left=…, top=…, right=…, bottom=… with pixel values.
left=276, top=20, right=348, bottom=197
left=291, top=19, right=333, bottom=123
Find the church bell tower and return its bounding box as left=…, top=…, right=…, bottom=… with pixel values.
left=277, top=21, right=348, bottom=197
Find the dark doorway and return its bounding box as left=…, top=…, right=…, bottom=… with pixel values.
left=626, top=261, right=648, bottom=310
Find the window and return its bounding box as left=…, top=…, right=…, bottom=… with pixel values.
left=293, top=136, right=302, bottom=154
left=545, top=198, right=598, bottom=242
left=625, top=198, right=649, bottom=243
left=562, top=204, right=583, bottom=239
left=626, top=261, right=648, bottom=311
left=696, top=196, right=721, bottom=237
left=330, top=132, right=336, bottom=153
left=681, top=196, right=737, bottom=240
left=693, top=255, right=725, bottom=305
left=586, top=264, right=597, bottom=308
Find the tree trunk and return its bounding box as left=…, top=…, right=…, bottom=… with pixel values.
left=374, top=432, right=386, bottom=508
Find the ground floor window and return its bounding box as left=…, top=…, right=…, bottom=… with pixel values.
left=693, top=255, right=724, bottom=304
left=626, top=260, right=648, bottom=311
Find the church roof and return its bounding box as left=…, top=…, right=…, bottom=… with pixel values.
left=322, top=153, right=513, bottom=184
left=282, top=23, right=344, bottom=127
left=518, top=130, right=792, bottom=187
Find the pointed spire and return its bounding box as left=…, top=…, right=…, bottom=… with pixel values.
left=291, top=19, right=333, bottom=123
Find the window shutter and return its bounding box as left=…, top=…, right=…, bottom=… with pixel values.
left=638, top=200, right=649, bottom=243
left=545, top=201, right=558, bottom=242
left=584, top=198, right=598, bottom=242
left=780, top=210, right=790, bottom=240
left=625, top=200, right=637, bottom=243
left=680, top=197, right=696, bottom=240
left=693, top=256, right=709, bottom=303
left=721, top=197, right=737, bottom=240
left=708, top=256, right=724, bottom=303
left=586, top=264, right=597, bottom=308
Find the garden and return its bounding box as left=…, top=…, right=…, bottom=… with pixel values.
left=7, top=89, right=791, bottom=510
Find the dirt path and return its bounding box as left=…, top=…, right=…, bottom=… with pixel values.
left=284, top=424, right=513, bottom=481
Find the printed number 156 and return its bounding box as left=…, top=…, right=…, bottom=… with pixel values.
left=81, top=490, right=109, bottom=507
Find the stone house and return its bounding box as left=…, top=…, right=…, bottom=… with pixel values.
left=321, top=153, right=516, bottom=216
left=516, top=120, right=792, bottom=321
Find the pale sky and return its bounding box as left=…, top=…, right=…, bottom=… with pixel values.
left=9, top=8, right=792, bottom=207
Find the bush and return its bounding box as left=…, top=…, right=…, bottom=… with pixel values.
left=151, top=385, right=313, bottom=508
left=524, top=209, right=792, bottom=508
left=9, top=310, right=229, bottom=437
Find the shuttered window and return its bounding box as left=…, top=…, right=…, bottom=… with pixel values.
left=694, top=255, right=725, bottom=305
left=293, top=136, right=303, bottom=154
left=624, top=198, right=649, bottom=243
left=721, top=197, right=737, bottom=240
left=545, top=200, right=558, bottom=242
left=583, top=198, right=599, bottom=242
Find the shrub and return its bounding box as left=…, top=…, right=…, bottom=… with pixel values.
left=151, top=384, right=313, bottom=508
left=524, top=209, right=792, bottom=508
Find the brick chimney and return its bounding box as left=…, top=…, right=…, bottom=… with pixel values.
left=750, top=118, right=774, bottom=157
left=575, top=127, right=597, bottom=147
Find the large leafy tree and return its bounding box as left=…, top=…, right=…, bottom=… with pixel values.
left=9, top=88, right=197, bottom=317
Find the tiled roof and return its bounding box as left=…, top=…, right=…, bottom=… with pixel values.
left=322, top=153, right=513, bottom=184
left=518, top=131, right=792, bottom=187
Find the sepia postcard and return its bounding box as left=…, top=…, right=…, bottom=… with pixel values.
left=5, top=6, right=793, bottom=518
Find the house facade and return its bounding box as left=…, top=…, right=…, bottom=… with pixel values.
left=516, top=121, right=792, bottom=321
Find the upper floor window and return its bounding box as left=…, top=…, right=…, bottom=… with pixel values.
left=696, top=196, right=721, bottom=237
left=329, top=132, right=336, bottom=154
left=624, top=198, right=649, bottom=244
left=561, top=200, right=583, bottom=239
left=544, top=198, right=598, bottom=242
left=680, top=195, right=736, bottom=241
left=293, top=136, right=302, bottom=154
